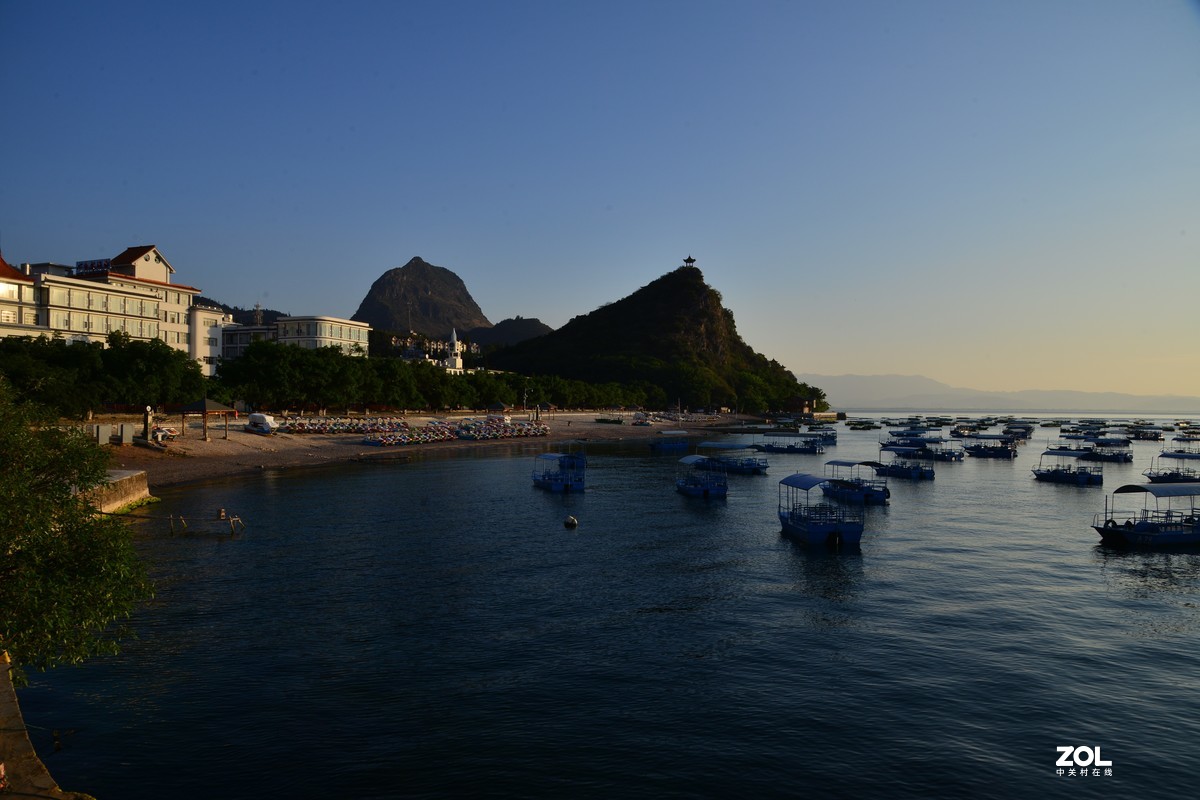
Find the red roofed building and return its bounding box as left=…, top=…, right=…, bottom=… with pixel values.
left=1, top=246, right=228, bottom=373
left=0, top=251, right=40, bottom=338
left=74, top=245, right=201, bottom=353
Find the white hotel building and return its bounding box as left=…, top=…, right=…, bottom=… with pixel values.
left=0, top=245, right=369, bottom=376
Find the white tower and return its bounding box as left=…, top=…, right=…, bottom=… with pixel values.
left=445, top=328, right=464, bottom=372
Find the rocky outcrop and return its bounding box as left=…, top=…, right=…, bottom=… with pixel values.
left=351, top=257, right=491, bottom=339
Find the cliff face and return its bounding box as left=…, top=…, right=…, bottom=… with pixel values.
left=351, top=257, right=492, bottom=338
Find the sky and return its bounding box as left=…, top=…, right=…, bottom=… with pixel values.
left=3, top=0, right=1199, bottom=396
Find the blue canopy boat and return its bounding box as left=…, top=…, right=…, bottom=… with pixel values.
left=1093, top=484, right=1200, bottom=547
left=822, top=459, right=891, bottom=504
left=777, top=472, right=865, bottom=547
left=962, top=434, right=1019, bottom=459
left=869, top=448, right=935, bottom=480
left=1143, top=457, right=1200, bottom=484
left=750, top=432, right=825, bottom=454
left=1032, top=450, right=1103, bottom=486
left=694, top=441, right=769, bottom=474
left=675, top=455, right=728, bottom=498
left=532, top=452, right=586, bottom=493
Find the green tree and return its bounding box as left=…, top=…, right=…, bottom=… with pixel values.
left=103, top=331, right=205, bottom=408
left=0, top=378, right=153, bottom=685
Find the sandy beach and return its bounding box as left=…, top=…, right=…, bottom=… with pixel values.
left=103, top=412, right=722, bottom=490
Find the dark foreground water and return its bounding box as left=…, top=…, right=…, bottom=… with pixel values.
left=19, top=416, right=1200, bottom=798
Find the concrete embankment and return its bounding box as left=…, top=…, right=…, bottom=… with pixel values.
left=0, top=653, right=93, bottom=799
left=90, top=470, right=152, bottom=514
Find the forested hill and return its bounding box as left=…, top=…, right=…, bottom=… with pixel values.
left=194, top=297, right=287, bottom=326
left=486, top=265, right=823, bottom=412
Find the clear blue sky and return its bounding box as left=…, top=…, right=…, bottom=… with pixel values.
left=3, top=0, right=1198, bottom=395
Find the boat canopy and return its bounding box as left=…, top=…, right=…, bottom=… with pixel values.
left=678, top=454, right=711, bottom=466
left=880, top=445, right=920, bottom=454
left=1112, top=483, right=1200, bottom=499
left=779, top=473, right=828, bottom=491
left=1041, top=448, right=1085, bottom=458
left=699, top=441, right=751, bottom=450
left=826, top=459, right=871, bottom=468
left=537, top=452, right=567, bottom=460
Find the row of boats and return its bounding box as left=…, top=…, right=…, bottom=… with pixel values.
left=532, top=415, right=1200, bottom=550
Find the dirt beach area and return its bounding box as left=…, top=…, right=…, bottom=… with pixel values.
left=103, top=412, right=726, bottom=490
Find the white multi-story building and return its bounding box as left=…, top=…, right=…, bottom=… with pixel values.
left=275, top=316, right=370, bottom=356
left=73, top=245, right=201, bottom=352
left=10, top=260, right=163, bottom=344
left=189, top=304, right=236, bottom=376
left=3, top=244, right=371, bottom=375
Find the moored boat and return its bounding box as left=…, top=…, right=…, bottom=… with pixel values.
left=675, top=455, right=728, bottom=498
left=777, top=473, right=865, bottom=547
left=750, top=432, right=825, bottom=454
left=532, top=452, right=586, bottom=493
left=1092, top=484, right=1200, bottom=547
left=867, top=448, right=935, bottom=480
left=1143, top=458, right=1200, bottom=483
left=962, top=434, right=1018, bottom=459
left=1160, top=443, right=1200, bottom=460
left=1032, top=450, right=1103, bottom=486
left=695, top=441, right=769, bottom=474
left=822, top=459, right=891, bottom=504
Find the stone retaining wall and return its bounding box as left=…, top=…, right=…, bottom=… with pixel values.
left=89, top=470, right=151, bottom=514
left=0, top=653, right=92, bottom=799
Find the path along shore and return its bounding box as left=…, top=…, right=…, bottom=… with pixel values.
left=105, top=411, right=724, bottom=490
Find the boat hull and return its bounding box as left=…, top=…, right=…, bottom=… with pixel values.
left=1032, top=468, right=1103, bottom=486
left=779, top=509, right=864, bottom=547
left=1093, top=520, right=1200, bottom=548
left=676, top=477, right=728, bottom=498
left=822, top=483, right=890, bottom=505
left=533, top=475, right=585, bottom=493
left=964, top=446, right=1017, bottom=459
left=874, top=463, right=934, bottom=480
left=1145, top=471, right=1200, bottom=484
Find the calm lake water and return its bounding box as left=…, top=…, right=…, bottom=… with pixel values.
left=19, top=414, right=1200, bottom=798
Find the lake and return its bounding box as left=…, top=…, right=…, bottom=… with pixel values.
left=19, top=414, right=1200, bottom=798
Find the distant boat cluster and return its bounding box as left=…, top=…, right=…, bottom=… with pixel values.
left=670, top=413, right=1200, bottom=550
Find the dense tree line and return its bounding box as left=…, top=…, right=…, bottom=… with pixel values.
left=0, top=333, right=819, bottom=418
left=0, top=332, right=205, bottom=418
left=215, top=340, right=648, bottom=413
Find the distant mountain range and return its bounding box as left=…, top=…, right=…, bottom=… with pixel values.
left=798, top=374, right=1200, bottom=415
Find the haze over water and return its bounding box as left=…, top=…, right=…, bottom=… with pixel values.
left=21, top=414, right=1200, bottom=798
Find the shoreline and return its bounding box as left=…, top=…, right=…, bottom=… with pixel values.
left=104, top=412, right=728, bottom=491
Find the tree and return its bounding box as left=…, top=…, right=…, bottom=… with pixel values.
left=0, top=378, right=153, bottom=685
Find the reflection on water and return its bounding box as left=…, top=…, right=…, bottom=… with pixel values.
left=20, top=420, right=1200, bottom=800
